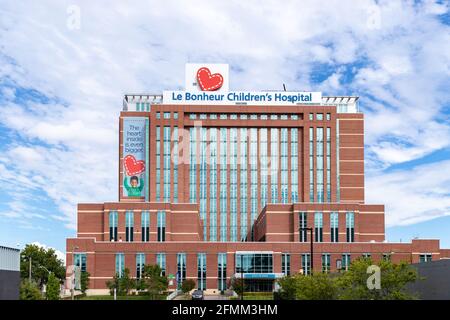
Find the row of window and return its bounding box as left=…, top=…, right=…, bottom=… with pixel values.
left=299, top=211, right=355, bottom=243
left=109, top=211, right=166, bottom=242
left=189, top=113, right=300, bottom=120
left=155, top=112, right=179, bottom=120
left=74, top=252, right=433, bottom=291
left=309, top=113, right=332, bottom=121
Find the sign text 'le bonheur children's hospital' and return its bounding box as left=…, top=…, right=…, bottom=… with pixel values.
left=162, top=63, right=322, bottom=105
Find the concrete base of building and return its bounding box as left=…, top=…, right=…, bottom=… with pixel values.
left=85, top=289, right=111, bottom=296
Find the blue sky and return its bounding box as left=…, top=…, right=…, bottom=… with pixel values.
left=0, top=0, right=449, bottom=259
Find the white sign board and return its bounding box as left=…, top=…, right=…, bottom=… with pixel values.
left=163, top=91, right=322, bottom=105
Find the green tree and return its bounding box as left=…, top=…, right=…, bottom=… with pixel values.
left=20, top=244, right=65, bottom=289
left=46, top=273, right=60, bottom=300
left=181, top=279, right=195, bottom=294
left=119, top=268, right=135, bottom=296
left=277, top=273, right=338, bottom=300
left=20, top=280, right=42, bottom=300
left=276, top=276, right=297, bottom=300
left=106, top=273, right=121, bottom=296
left=141, top=264, right=168, bottom=299
left=336, top=257, right=419, bottom=300
left=80, top=271, right=90, bottom=294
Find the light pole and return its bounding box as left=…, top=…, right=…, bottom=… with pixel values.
left=71, top=246, right=79, bottom=300
left=240, top=254, right=244, bottom=300
left=299, top=227, right=314, bottom=275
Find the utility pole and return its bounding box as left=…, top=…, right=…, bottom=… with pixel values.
left=299, top=227, right=314, bottom=275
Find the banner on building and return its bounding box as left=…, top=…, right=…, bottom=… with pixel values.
left=122, top=117, right=148, bottom=198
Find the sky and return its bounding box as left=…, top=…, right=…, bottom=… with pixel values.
left=0, top=0, right=449, bottom=260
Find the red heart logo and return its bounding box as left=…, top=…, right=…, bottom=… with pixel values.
left=197, top=67, right=223, bottom=91
left=124, top=155, right=145, bottom=176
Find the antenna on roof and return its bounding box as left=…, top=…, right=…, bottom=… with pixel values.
left=283, top=83, right=287, bottom=91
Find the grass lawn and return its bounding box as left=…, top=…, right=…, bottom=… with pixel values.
left=78, top=295, right=165, bottom=300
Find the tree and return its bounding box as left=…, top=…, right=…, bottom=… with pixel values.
left=181, top=279, right=195, bottom=294
left=336, top=257, right=419, bottom=300
left=20, top=280, right=42, bottom=300
left=20, top=244, right=65, bottom=289
left=141, top=264, right=168, bottom=299
left=231, top=278, right=246, bottom=296
left=276, top=276, right=297, bottom=300
left=80, top=271, right=90, bottom=294
left=106, top=273, right=121, bottom=296
left=46, top=273, right=60, bottom=300
left=119, top=268, right=135, bottom=296
left=277, top=273, right=337, bottom=300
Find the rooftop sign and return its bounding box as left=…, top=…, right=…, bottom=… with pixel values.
left=162, top=63, right=322, bottom=105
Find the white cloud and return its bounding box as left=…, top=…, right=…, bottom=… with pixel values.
left=0, top=0, right=448, bottom=233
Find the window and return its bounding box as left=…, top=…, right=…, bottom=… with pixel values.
left=282, top=253, right=290, bottom=276
left=382, top=253, right=391, bottom=261
left=210, top=128, right=217, bottom=241
left=363, top=253, right=371, bottom=259
left=330, top=212, right=339, bottom=243
left=419, top=254, right=432, bottom=263
left=173, top=112, right=178, bottom=119
left=189, top=127, right=197, bottom=203
left=218, top=253, right=227, bottom=291
left=280, top=128, right=288, bottom=203
left=199, top=127, right=207, bottom=239
left=250, top=128, right=258, bottom=240
left=230, top=114, right=238, bottom=119
left=210, top=114, right=217, bottom=119
left=173, top=127, right=179, bottom=203
left=346, top=212, right=354, bottom=243
left=326, top=128, right=331, bottom=202
left=141, top=211, right=150, bottom=242
left=316, top=113, right=324, bottom=121
left=74, top=253, right=87, bottom=272
left=157, top=211, right=166, bottom=242
left=270, top=114, right=278, bottom=120
left=291, top=114, right=299, bottom=120
left=109, top=211, right=118, bottom=241
left=229, top=128, right=238, bottom=241
left=316, top=127, right=324, bottom=203
left=156, top=112, right=161, bottom=119
left=240, top=114, right=248, bottom=119
left=156, top=253, right=166, bottom=276
left=270, top=128, right=278, bottom=203
left=163, top=126, right=171, bottom=202
left=136, top=253, right=145, bottom=278
left=115, top=253, right=125, bottom=277
left=197, top=253, right=207, bottom=290
left=322, top=254, right=330, bottom=273
left=189, top=113, right=197, bottom=119
left=302, top=254, right=311, bottom=275
left=280, top=114, right=288, bottom=120
left=220, top=114, right=227, bottom=119
left=125, top=211, right=134, bottom=242
left=260, top=114, right=268, bottom=120
left=155, top=126, right=161, bottom=201
left=199, top=114, right=207, bottom=119
left=314, top=212, right=323, bottom=242
left=299, top=212, right=307, bottom=242
left=326, top=113, right=331, bottom=121
left=342, top=254, right=351, bottom=271
left=236, top=253, right=273, bottom=273
left=309, top=127, right=314, bottom=202
left=291, top=128, right=298, bottom=202
left=309, top=113, right=314, bottom=121
left=219, top=128, right=227, bottom=241
left=163, top=112, right=170, bottom=119
left=260, top=128, right=268, bottom=209
left=250, top=114, right=258, bottom=119
left=240, top=128, right=248, bottom=241
left=177, top=253, right=186, bottom=288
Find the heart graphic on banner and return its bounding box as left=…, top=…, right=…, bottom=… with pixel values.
left=196, top=67, right=223, bottom=91
left=124, top=155, right=145, bottom=176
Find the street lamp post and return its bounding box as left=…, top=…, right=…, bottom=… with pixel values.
left=299, top=227, right=314, bottom=275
